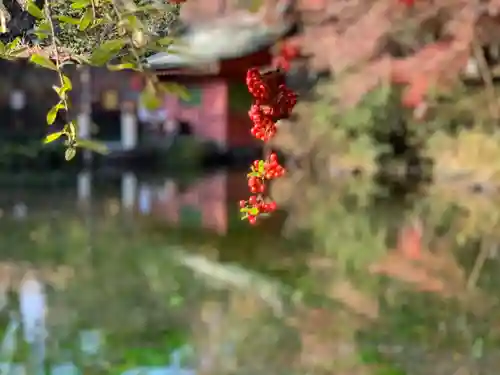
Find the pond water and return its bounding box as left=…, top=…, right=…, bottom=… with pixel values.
left=0, top=169, right=499, bottom=375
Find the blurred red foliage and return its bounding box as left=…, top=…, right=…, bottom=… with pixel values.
left=290, top=0, right=493, bottom=109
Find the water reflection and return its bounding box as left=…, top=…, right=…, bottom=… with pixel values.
left=149, top=173, right=229, bottom=235
left=104, top=171, right=239, bottom=235
left=0, top=170, right=499, bottom=374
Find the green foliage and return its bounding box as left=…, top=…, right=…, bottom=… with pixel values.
left=424, top=128, right=500, bottom=184
left=275, top=80, right=395, bottom=176
left=43, top=0, right=181, bottom=56
left=0, top=37, right=32, bottom=60
left=0, top=0, right=185, bottom=160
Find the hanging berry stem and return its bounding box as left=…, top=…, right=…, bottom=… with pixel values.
left=239, top=43, right=298, bottom=225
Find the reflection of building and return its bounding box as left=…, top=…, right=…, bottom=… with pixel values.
left=139, top=172, right=248, bottom=235
left=151, top=173, right=228, bottom=235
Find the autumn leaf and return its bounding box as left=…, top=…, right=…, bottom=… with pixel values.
left=391, top=41, right=469, bottom=109
left=396, top=219, right=423, bottom=259
left=369, top=253, right=446, bottom=293
left=328, top=0, right=394, bottom=73
left=337, top=55, right=392, bottom=108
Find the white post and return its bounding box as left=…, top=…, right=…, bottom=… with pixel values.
left=77, top=171, right=91, bottom=204
left=19, top=274, right=47, bottom=364
left=121, top=103, right=138, bottom=151
left=9, top=89, right=25, bottom=111
left=121, top=173, right=137, bottom=210
left=138, top=184, right=152, bottom=215
left=77, top=113, right=91, bottom=141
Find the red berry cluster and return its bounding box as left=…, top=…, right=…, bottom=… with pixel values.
left=239, top=67, right=297, bottom=225
left=272, top=41, right=300, bottom=72
left=246, top=68, right=297, bottom=141
left=239, top=153, right=285, bottom=225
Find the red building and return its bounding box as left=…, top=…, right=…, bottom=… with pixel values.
left=161, top=78, right=257, bottom=150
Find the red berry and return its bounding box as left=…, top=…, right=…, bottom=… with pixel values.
left=280, top=42, right=300, bottom=60
left=248, top=177, right=258, bottom=186
left=272, top=56, right=290, bottom=72
left=399, top=0, right=415, bottom=6
left=239, top=200, right=246, bottom=208
left=244, top=67, right=297, bottom=225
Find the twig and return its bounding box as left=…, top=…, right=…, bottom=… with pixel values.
left=472, top=40, right=500, bottom=121
left=466, top=239, right=492, bottom=290
left=90, top=0, right=96, bottom=18
left=110, top=0, right=161, bottom=89
left=44, top=3, right=70, bottom=122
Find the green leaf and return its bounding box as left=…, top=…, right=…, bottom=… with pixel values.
left=125, top=5, right=157, bottom=14
left=33, top=32, right=48, bottom=41
left=52, top=84, right=62, bottom=97
left=62, top=75, right=72, bottom=91
left=249, top=207, right=259, bottom=215
left=46, top=102, right=63, bottom=125
left=100, top=38, right=127, bottom=51
left=139, top=87, right=161, bottom=110
left=56, top=15, right=81, bottom=25
left=44, top=132, right=63, bottom=144
left=79, top=8, right=93, bottom=31
left=6, top=37, right=20, bottom=51
left=90, top=39, right=126, bottom=66
left=26, top=1, right=44, bottom=19
left=29, top=53, right=57, bottom=70
left=70, top=0, right=90, bottom=9
left=159, top=83, right=190, bottom=101
left=156, top=37, right=175, bottom=46
left=76, top=139, right=108, bottom=154
left=65, top=147, right=76, bottom=161
left=88, top=18, right=105, bottom=30
left=258, top=160, right=265, bottom=174
left=36, top=20, right=51, bottom=31
left=106, top=62, right=137, bottom=71
left=66, top=122, right=77, bottom=140
left=8, top=47, right=29, bottom=57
